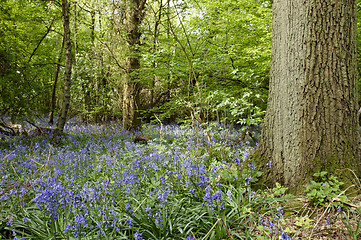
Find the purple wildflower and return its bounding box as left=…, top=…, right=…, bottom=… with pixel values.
left=7, top=217, right=13, bottom=227
left=275, top=207, right=283, bottom=219
left=249, top=190, right=256, bottom=198
left=125, top=218, right=132, bottom=228
left=234, top=157, right=241, bottom=166
left=325, top=216, right=330, bottom=225
left=226, top=190, right=232, bottom=201
left=245, top=174, right=252, bottom=185
left=281, top=231, right=291, bottom=240
left=125, top=203, right=131, bottom=211
left=267, top=160, right=272, bottom=168
left=134, top=229, right=143, bottom=240
left=243, top=150, right=250, bottom=160
left=248, top=162, right=255, bottom=170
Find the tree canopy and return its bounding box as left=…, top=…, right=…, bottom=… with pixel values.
left=0, top=0, right=273, bottom=126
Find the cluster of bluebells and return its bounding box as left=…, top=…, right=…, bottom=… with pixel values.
left=202, top=185, right=224, bottom=210
left=260, top=217, right=276, bottom=234
left=0, top=118, right=257, bottom=239
left=259, top=207, right=292, bottom=240
left=275, top=207, right=284, bottom=219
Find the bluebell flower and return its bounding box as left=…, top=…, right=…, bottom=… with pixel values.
left=212, top=189, right=222, bottom=202
left=64, top=223, right=73, bottom=233
left=325, top=216, right=330, bottom=225
left=203, top=185, right=212, bottom=206
left=7, top=217, right=13, bottom=227
left=211, top=164, right=218, bottom=176
left=337, top=206, right=341, bottom=212
left=9, top=189, right=17, bottom=196
left=160, top=176, right=166, bottom=184
left=260, top=218, right=275, bottom=234
left=267, top=160, right=272, bottom=168
left=153, top=209, right=163, bottom=227
left=234, top=158, right=241, bottom=166
left=134, top=229, right=143, bottom=240
left=226, top=190, right=232, bottom=201
left=185, top=235, right=195, bottom=240
left=0, top=193, right=10, bottom=201
left=125, top=203, right=131, bottom=211
left=245, top=174, right=252, bottom=185
left=281, top=231, right=291, bottom=240
left=125, top=218, right=132, bottom=228
left=275, top=207, right=284, bottom=219
left=248, top=162, right=255, bottom=170
left=249, top=190, right=256, bottom=198
left=243, top=150, right=250, bottom=160
left=74, top=213, right=88, bottom=228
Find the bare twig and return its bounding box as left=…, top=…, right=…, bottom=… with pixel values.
left=308, top=184, right=355, bottom=239
left=339, top=168, right=361, bottom=190
left=134, top=198, right=147, bottom=213
left=200, top=217, right=233, bottom=240
left=153, top=114, right=163, bottom=138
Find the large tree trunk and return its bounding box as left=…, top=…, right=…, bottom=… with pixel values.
left=55, top=0, right=72, bottom=136
left=255, top=0, right=360, bottom=189
left=122, top=0, right=147, bottom=130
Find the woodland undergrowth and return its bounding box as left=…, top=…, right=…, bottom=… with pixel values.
left=0, top=118, right=360, bottom=240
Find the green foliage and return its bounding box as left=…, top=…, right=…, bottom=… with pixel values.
left=294, top=216, right=314, bottom=229
left=0, top=121, right=293, bottom=239
left=0, top=0, right=272, bottom=124
left=139, top=0, right=271, bottom=124
left=266, top=182, right=289, bottom=198
left=2, top=0, right=361, bottom=129
left=338, top=208, right=361, bottom=240
left=305, top=171, right=349, bottom=207
left=0, top=0, right=58, bottom=116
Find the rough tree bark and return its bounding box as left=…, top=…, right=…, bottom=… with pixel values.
left=255, top=0, right=361, bottom=189
left=122, top=0, right=147, bottom=130
left=55, top=0, right=72, bottom=136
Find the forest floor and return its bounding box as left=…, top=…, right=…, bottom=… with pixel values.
left=275, top=195, right=361, bottom=240
left=0, top=117, right=360, bottom=240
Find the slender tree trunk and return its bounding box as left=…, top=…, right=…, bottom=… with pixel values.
left=255, top=0, right=360, bottom=189
left=90, top=10, right=96, bottom=45
left=55, top=0, right=72, bottom=136
left=122, top=0, right=147, bottom=130
left=49, top=35, right=64, bottom=125
left=150, top=0, right=163, bottom=109
left=73, top=1, right=78, bottom=63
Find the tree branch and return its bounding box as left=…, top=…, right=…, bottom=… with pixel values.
left=28, top=17, right=56, bottom=63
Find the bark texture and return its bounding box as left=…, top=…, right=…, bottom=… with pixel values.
left=49, top=35, right=64, bottom=125
left=256, top=0, right=360, bottom=188
left=122, top=0, right=147, bottom=130
left=55, top=0, right=72, bottom=135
